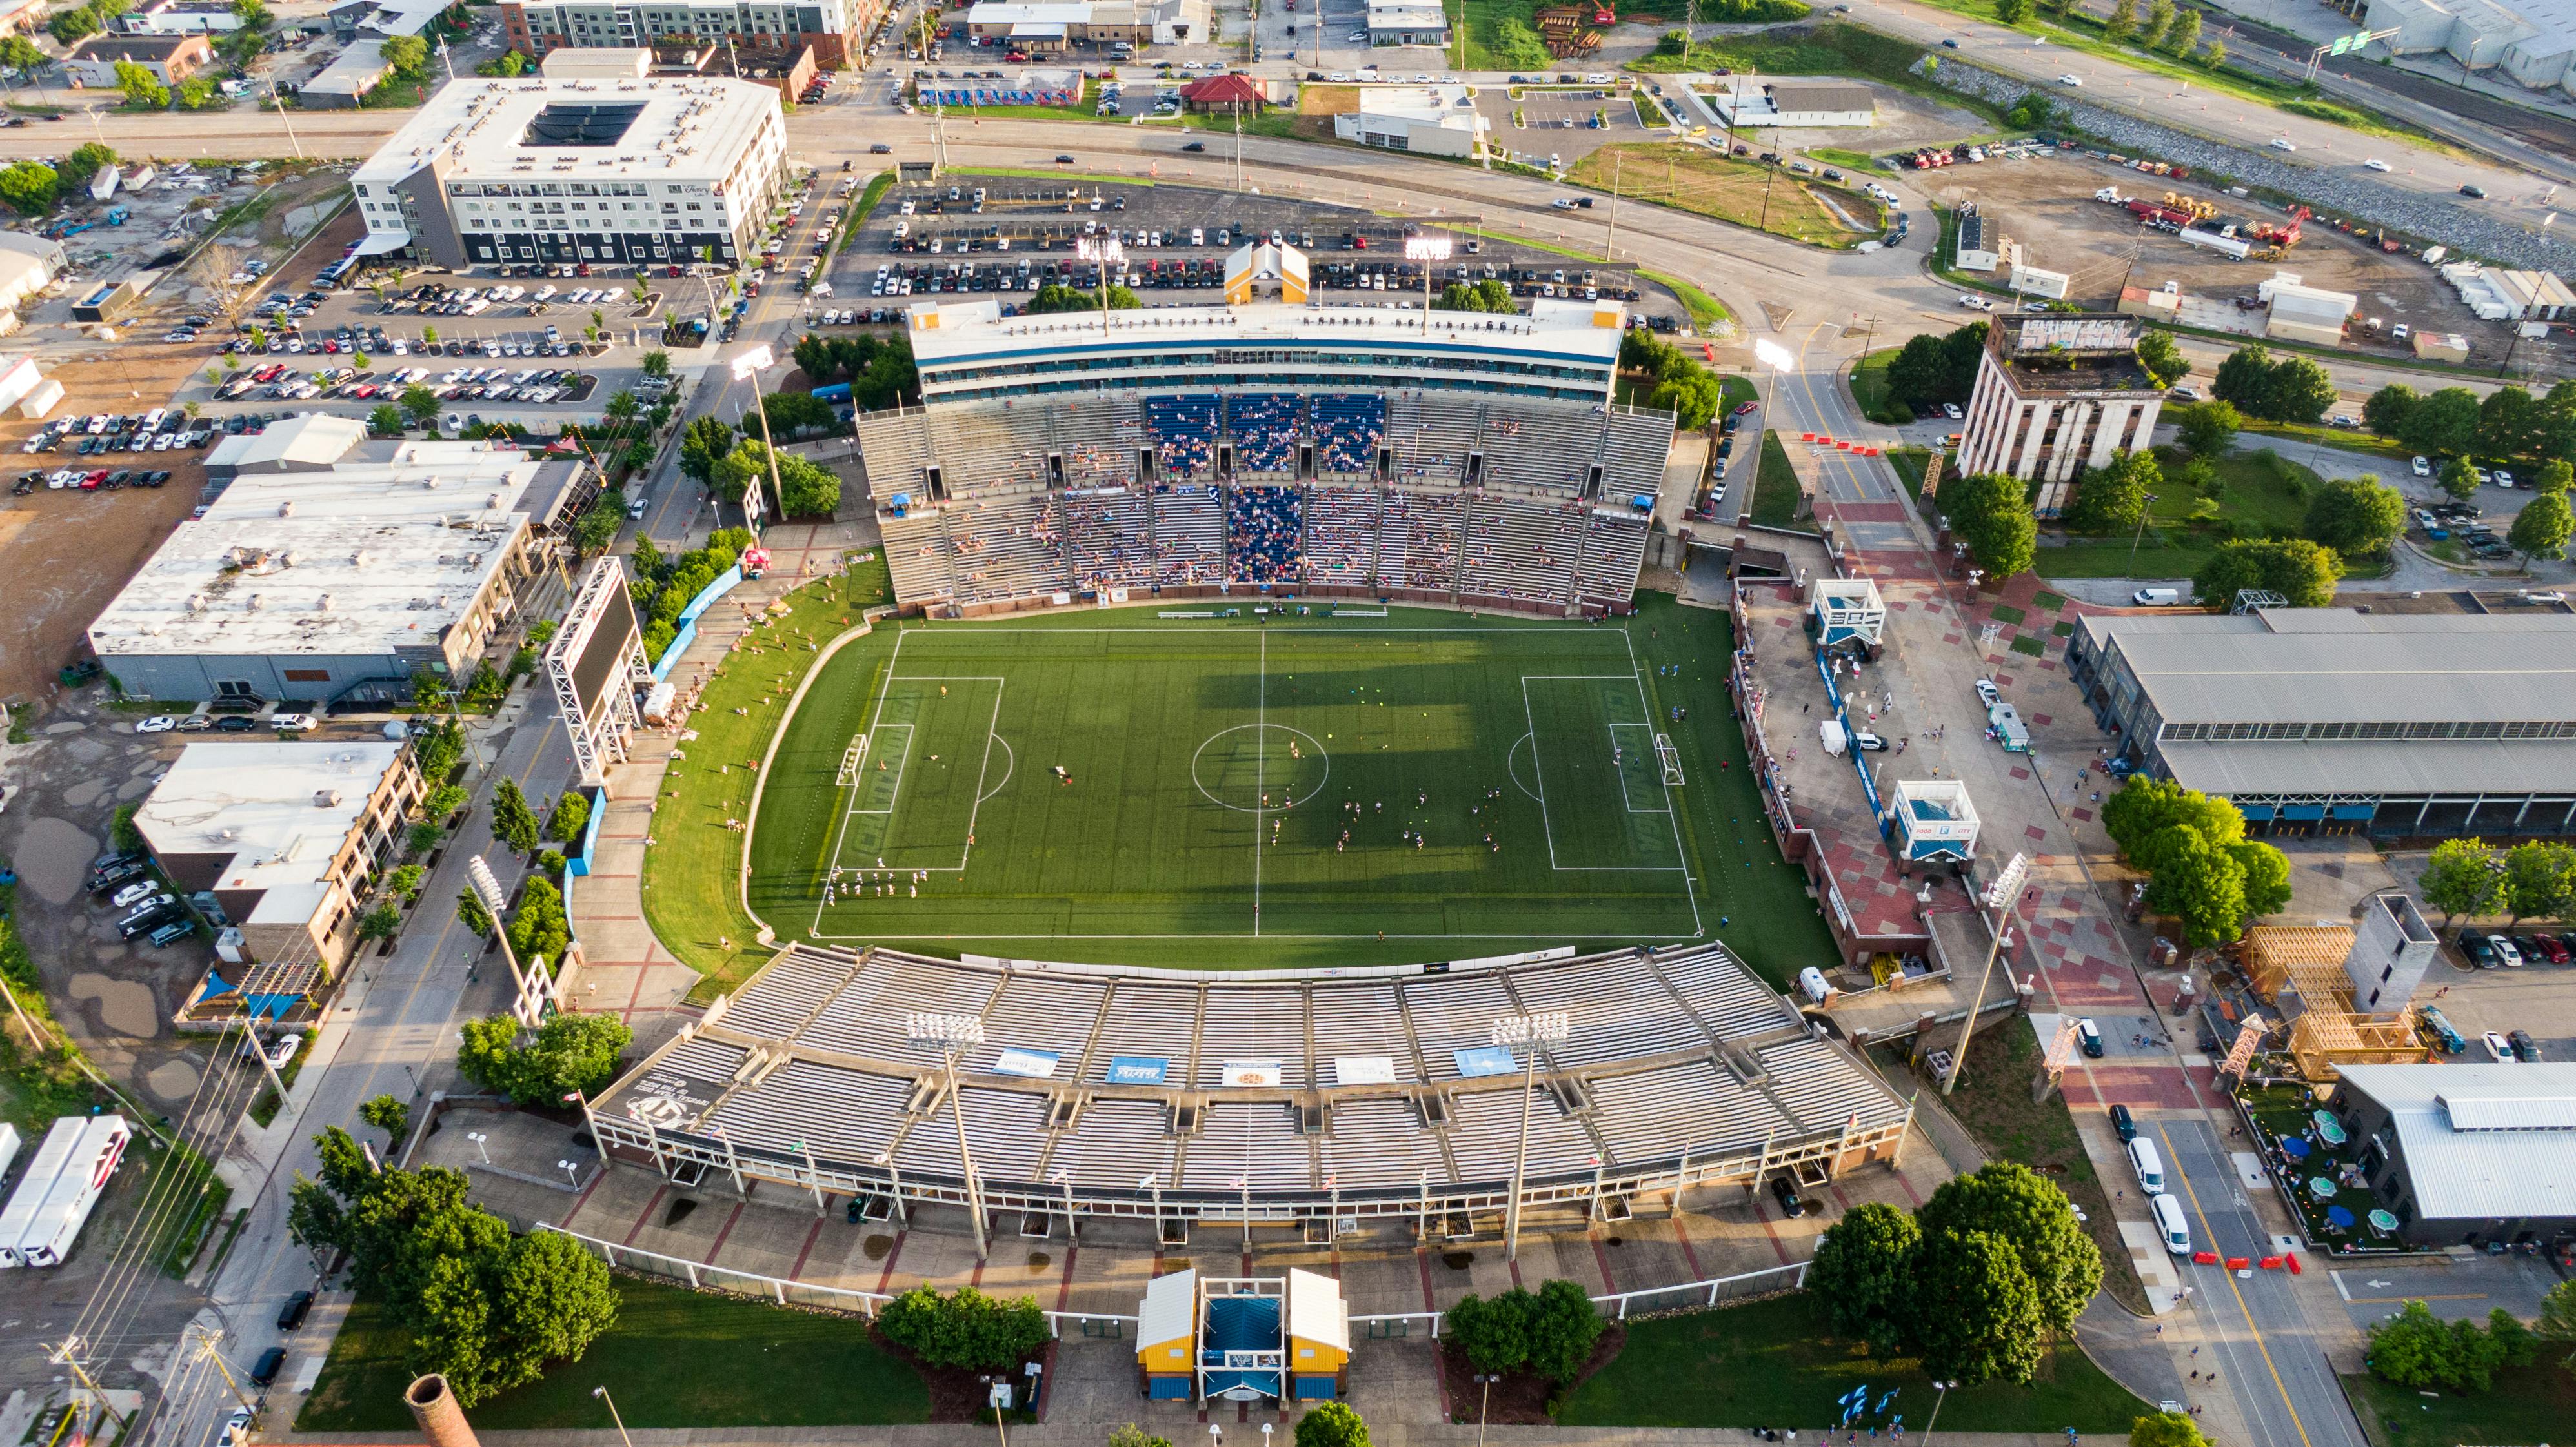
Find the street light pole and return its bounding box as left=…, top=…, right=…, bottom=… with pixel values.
left=2124, top=491, right=2160, bottom=575
left=594, top=1386, right=636, bottom=1447
left=1942, top=851, right=2030, bottom=1097
left=728, top=342, right=781, bottom=535
left=1754, top=336, right=1798, bottom=519
left=1405, top=232, right=1452, bottom=336
left=1491, top=1011, right=1571, bottom=1260
left=1476, top=1373, right=1502, bottom=1447
left=1918, top=1381, right=1959, bottom=1447
left=908, top=1010, right=990, bottom=1258
left=1076, top=236, right=1125, bottom=339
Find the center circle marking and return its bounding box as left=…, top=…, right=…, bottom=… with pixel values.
left=1191, top=724, right=1333, bottom=813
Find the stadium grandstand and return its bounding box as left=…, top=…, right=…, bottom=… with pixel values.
left=589, top=942, right=1911, bottom=1233
left=856, top=294, right=1675, bottom=618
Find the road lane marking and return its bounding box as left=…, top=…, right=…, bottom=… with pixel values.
left=2155, top=1120, right=2318, bottom=1447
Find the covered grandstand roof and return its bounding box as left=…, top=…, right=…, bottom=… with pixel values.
left=904, top=296, right=1625, bottom=367
left=2080, top=609, right=2576, bottom=726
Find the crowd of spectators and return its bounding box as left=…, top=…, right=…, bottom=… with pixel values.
left=1146, top=394, right=1223, bottom=477
left=1226, top=485, right=1305, bottom=584
left=1227, top=393, right=1304, bottom=474
left=1313, top=394, right=1387, bottom=474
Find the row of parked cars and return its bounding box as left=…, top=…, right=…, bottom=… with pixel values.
left=21, top=409, right=214, bottom=456
left=90, top=851, right=194, bottom=947
left=2460, top=929, right=2574, bottom=968
left=17, top=467, right=175, bottom=494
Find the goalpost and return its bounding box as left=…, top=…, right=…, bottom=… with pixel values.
left=1656, top=733, right=1685, bottom=787
left=838, top=733, right=870, bottom=788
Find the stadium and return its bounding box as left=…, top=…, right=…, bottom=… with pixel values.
left=591, top=268, right=1910, bottom=1257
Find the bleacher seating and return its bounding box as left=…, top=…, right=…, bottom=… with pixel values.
left=1485, top=405, right=1601, bottom=493
left=1601, top=410, right=1677, bottom=501
left=603, top=940, right=1912, bottom=1208
left=1311, top=393, right=1385, bottom=476
left=880, top=509, right=960, bottom=603
left=1387, top=394, right=1482, bottom=483
left=1303, top=486, right=1383, bottom=588
left=1145, top=394, right=1222, bottom=478
left=1458, top=496, right=1583, bottom=607
left=1151, top=487, right=1225, bottom=586
left=1227, top=394, right=1304, bottom=476
left=1226, top=485, right=1303, bottom=584
left=1576, top=509, right=1652, bottom=609
left=948, top=494, right=1069, bottom=603
left=1066, top=490, right=1160, bottom=591
left=1378, top=487, right=1464, bottom=592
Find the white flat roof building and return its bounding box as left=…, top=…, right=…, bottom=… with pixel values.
left=137, top=741, right=424, bottom=974
left=1706, top=77, right=1877, bottom=127
left=88, top=441, right=547, bottom=705
left=1332, top=83, right=1489, bottom=157
left=349, top=76, right=788, bottom=272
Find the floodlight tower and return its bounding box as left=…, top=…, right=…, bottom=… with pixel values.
left=1491, top=1011, right=1572, bottom=1260
left=467, top=855, right=554, bottom=1028
left=727, top=342, right=781, bottom=534
left=907, top=1010, right=991, bottom=1258
left=1075, top=237, right=1125, bottom=338
left=1404, top=232, right=1453, bottom=335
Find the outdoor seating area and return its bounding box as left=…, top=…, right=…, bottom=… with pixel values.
left=1147, top=393, right=1223, bottom=476
left=1313, top=392, right=1387, bottom=474
left=1227, top=485, right=1303, bottom=583
left=1228, top=392, right=1304, bottom=472
left=2237, top=1082, right=2413, bottom=1255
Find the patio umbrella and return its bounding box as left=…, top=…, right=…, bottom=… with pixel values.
left=2369, top=1209, right=2400, bottom=1234
left=2278, top=1135, right=2311, bottom=1161
left=2309, top=1176, right=2337, bottom=1200
left=2313, top=1111, right=2348, bottom=1146
left=2326, top=1205, right=2357, bottom=1229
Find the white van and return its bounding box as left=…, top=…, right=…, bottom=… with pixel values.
left=2151, top=1192, right=2191, bottom=1255
left=2127, top=1137, right=2165, bottom=1194
left=2132, top=587, right=2180, bottom=606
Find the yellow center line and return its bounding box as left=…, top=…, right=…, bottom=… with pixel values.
left=2154, top=1121, right=2317, bottom=1447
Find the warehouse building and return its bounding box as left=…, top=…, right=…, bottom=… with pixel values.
left=2328, top=1063, right=2576, bottom=1248
left=86, top=434, right=558, bottom=706
left=1364, top=0, right=1449, bottom=46
left=2260, top=271, right=2359, bottom=347
left=2068, top=608, right=2576, bottom=839
left=1331, top=83, right=1488, bottom=157
left=348, top=75, right=789, bottom=272
left=1707, top=77, right=1877, bottom=127
left=1954, top=313, right=2165, bottom=518
left=137, top=741, right=423, bottom=975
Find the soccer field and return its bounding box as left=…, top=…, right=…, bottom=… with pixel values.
left=747, top=611, right=1726, bottom=967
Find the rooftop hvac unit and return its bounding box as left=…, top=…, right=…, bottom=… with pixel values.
left=314, top=789, right=343, bottom=807
left=220, top=827, right=237, bottom=840
left=186, top=593, right=208, bottom=612
left=278, top=499, right=294, bottom=516
left=352, top=549, right=371, bottom=566
left=436, top=594, right=451, bottom=609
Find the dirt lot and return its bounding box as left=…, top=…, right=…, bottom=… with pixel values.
left=1907, top=150, right=2521, bottom=355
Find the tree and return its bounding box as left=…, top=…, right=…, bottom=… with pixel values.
left=2193, top=537, right=2341, bottom=608
left=2131, top=1412, right=2209, bottom=1447
left=2211, top=346, right=2273, bottom=414
left=2498, top=840, right=2573, bottom=926
left=1294, top=1402, right=1371, bottom=1447
left=1914, top=1162, right=2101, bottom=1334
left=506, top=875, right=570, bottom=966
left=0, top=35, right=47, bottom=75
left=1910, top=1228, right=2047, bottom=1384
left=2509, top=491, right=2572, bottom=563
left=2165, top=8, right=2200, bottom=54
left=483, top=1228, right=620, bottom=1389
left=2104, top=0, right=2138, bottom=41
left=1883, top=332, right=1949, bottom=410
left=2228, top=840, right=2293, bottom=918
left=2535, top=1279, right=2576, bottom=1367
left=1027, top=282, right=1140, bottom=313
left=2439, top=456, right=2480, bottom=503
left=381, top=33, right=429, bottom=76
left=1993, top=0, right=2032, bottom=23
left=0, top=161, right=57, bottom=216
left=368, top=401, right=407, bottom=436
left=2420, top=839, right=2502, bottom=931
left=2173, top=398, right=2240, bottom=456
left=456, top=1009, right=630, bottom=1103
left=639, top=349, right=672, bottom=379
left=2369, top=1300, right=2461, bottom=1390
left=490, top=778, right=540, bottom=855
left=114, top=59, right=169, bottom=109
left=547, top=790, right=592, bottom=843
left=1111, top=1428, right=1177, bottom=1447
left=2403, top=387, right=2481, bottom=458
left=56, top=141, right=116, bottom=191
left=2478, top=385, right=2540, bottom=460
left=2363, top=383, right=2419, bottom=438
left=360, top=1093, right=412, bottom=1149
left=1809, top=1202, right=1920, bottom=1353
left=776, top=450, right=843, bottom=518
left=2141, top=0, right=2176, bottom=50
left=174, top=76, right=218, bottom=109
left=2264, top=355, right=2335, bottom=425
left=455, top=1015, right=521, bottom=1095
left=2103, top=776, right=2246, bottom=862
left=2064, top=449, right=2158, bottom=534
left=357, top=904, right=402, bottom=944
left=574, top=498, right=621, bottom=552
left=2535, top=458, right=2573, bottom=495
left=2146, top=826, right=2254, bottom=946
left=1445, top=1290, right=1534, bottom=1375
left=1939, top=471, right=2037, bottom=580
left=678, top=414, right=734, bottom=481
left=1647, top=369, right=1726, bottom=431
left=2303, top=476, right=2405, bottom=556
left=400, top=383, right=441, bottom=427
left=50, top=6, right=103, bottom=45
left=603, top=389, right=639, bottom=426
left=2135, top=329, right=2187, bottom=389
left=1525, top=1277, right=1605, bottom=1382
left=876, top=1286, right=1050, bottom=1370
left=2202, top=37, right=2225, bottom=66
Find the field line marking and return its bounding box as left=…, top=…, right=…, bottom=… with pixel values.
left=980, top=733, right=1017, bottom=804
left=816, top=629, right=916, bottom=933
left=1254, top=627, right=1265, bottom=936
left=849, top=722, right=916, bottom=815
left=1520, top=676, right=1560, bottom=872
left=1607, top=722, right=1667, bottom=815
left=1620, top=627, right=1704, bottom=938
left=804, top=929, right=1709, bottom=942
left=956, top=680, right=1007, bottom=873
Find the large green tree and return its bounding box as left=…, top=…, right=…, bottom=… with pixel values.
left=2302, top=476, right=2406, bottom=556
left=2402, top=387, right=2482, bottom=458
left=2063, top=449, right=2158, bottom=535
left=1808, top=1201, right=1919, bottom=1353
left=2479, top=386, right=2541, bottom=460
left=878, top=1286, right=1052, bottom=1370
left=678, top=414, right=735, bottom=482
left=2419, top=838, right=2502, bottom=932
left=2135, top=329, right=2187, bottom=389
left=1911, top=1229, right=2048, bottom=1384
left=2362, top=383, right=2419, bottom=439
left=1294, top=1403, right=1371, bottom=1447
left=1913, top=1162, right=2101, bottom=1335
left=0, top=161, right=58, bottom=216
left=2264, top=355, right=2335, bottom=425
left=2498, top=840, right=2574, bottom=926
left=2173, top=399, right=2240, bottom=456
left=2131, top=1410, right=2211, bottom=1447
left=2102, top=775, right=2244, bottom=857
left=1939, top=471, right=2037, bottom=579
left=2510, top=491, right=2573, bottom=563
left=456, top=1009, right=631, bottom=1104
left=2192, top=537, right=2341, bottom=608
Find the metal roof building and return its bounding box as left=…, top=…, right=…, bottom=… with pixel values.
left=2068, top=608, right=2576, bottom=838
left=2331, top=1063, right=2576, bottom=1247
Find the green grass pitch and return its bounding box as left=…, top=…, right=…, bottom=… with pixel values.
left=746, top=601, right=1835, bottom=976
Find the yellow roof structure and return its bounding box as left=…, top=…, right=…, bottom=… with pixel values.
left=1223, top=241, right=1309, bottom=305
left=1136, top=1266, right=1197, bottom=1370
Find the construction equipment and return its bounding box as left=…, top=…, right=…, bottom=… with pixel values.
left=2161, top=191, right=2217, bottom=220
left=1535, top=5, right=1604, bottom=56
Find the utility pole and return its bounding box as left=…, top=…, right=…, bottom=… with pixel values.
left=1603, top=150, right=1622, bottom=263
left=190, top=1328, right=259, bottom=1417
left=1756, top=125, right=1780, bottom=234
left=1233, top=112, right=1244, bottom=192
left=268, top=79, right=305, bottom=163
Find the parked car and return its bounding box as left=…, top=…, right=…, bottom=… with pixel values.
left=249, top=1347, right=286, bottom=1387
left=268, top=712, right=318, bottom=733
left=2509, top=1029, right=2543, bottom=1062
left=1767, top=1174, right=1808, bottom=1217
left=1974, top=678, right=2001, bottom=708
left=2077, top=1018, right=2105, bottom=1058
left=2109, top=1103, right=2135, bottom=1142
left=109, top=880, right=161, bottom=910
left=2484, top=1029, right=2513, bottom=1062
left=2497, top=936, right=2526, bottom=968
left=277, top=1290, right=314, bottom=1331
left=2462, top=932, right=2501, bottom=967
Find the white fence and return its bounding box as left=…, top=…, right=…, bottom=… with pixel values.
left=1346, top=1258, right=1809, bottom=1336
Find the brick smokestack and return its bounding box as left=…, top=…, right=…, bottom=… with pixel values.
left=405, top=1374, right=481, bottom=1447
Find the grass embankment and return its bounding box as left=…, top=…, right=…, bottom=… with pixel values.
left=2341, top=1363, right=2576, bottom=1447
left=1886, top=447, right=1933, bottom=500
left=297, top=1277, right=931, bottom=1433
left=1849, top=346, right=1901, bottom=423
left=1560, top=1291, right=2151, bottom=1428
left=1915, top=1017, right=2151, bottom=1315
left=635, top=558, right=892, bottom=999
left=1638, top=269, right=1733, bottom=332
left=1752, top=430, right=1803, bottom=529
left=2040, top=447, right=2366, bottom=581
left=1570, top=144, right=1885, bottom=249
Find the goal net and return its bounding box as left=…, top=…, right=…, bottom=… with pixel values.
left=1656, top=733, right=1685, bottom=787
left=837, top=733, right=870, bottom=788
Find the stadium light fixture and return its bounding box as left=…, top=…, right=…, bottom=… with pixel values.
left=1404, top=233, right=1453, bottom=334
left=467, top=856, right=548, bottom=1029
left=907, top=1011, right=991, bottom=1257
left=727, top=343, right=780, bottom=536
left=1748, top=336, right=1801, bottom=478
left=1944, top=851, right=2031, bottom=1098
left=1491, top=1012, right=1572, bottom=1260
left=1074, top=237, right=1127, bottom=336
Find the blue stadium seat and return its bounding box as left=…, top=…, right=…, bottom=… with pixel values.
left=1312, top=394, right=1385, bottom=474
left=1226, top=485, right=1304, bottom=583
left=1226, top=394, right=1303, bottom=473
left=1145, top=394, right=1222, bottom=478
